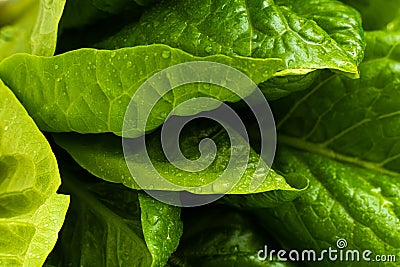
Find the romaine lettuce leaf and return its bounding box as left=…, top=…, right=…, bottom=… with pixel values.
left=0, top=79, right=69, bottom=266
left=139, top=192, right=183, bottom=267
left=0, top=0, right=66, bottom=61
left=253, top=31, right=400, bottom=265
left=52, top=121, right=307, bottom=196
left=259, top=147, right=399, bottom=266
left=46, top=166, right=182, bottom=267
left=98, top=0, right=365, bottom=77
left=0, top=45, right=281, bottom=136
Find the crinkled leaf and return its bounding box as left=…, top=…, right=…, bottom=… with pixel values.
left=0, top=45, right=281, bottom=136
left=0, top=80, right=69, bottom=266
left=0, top=0, right=66, bottom=61
left=255, top=31, right=400, bottom=264
left=259, top=148, right=400, bottom=265
left=47, top=166, right=182, bottom=267
left=99, top=0, right=364, bottom=78
left=52, top=120, right=306, bottom=195
left=275, top=31, right=400, bottom=176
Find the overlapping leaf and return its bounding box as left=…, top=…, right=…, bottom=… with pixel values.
left=0, top=0, right=66, bottom=61
left=254, top=31, right=400, bottom=265
left=0, top=80, right=69, bottom=267
left=46, top=166, right=182, bottom=267
left=53, top=121, right=307, bottom=196
left=99, top=0, right=364, bottom=78
left=0, top=45, right=281, bottom=136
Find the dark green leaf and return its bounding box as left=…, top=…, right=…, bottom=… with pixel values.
left=47, top=166, right=182, bottom=267
left=169, top=206, right=299, bottom=267
left=259, top=148, right=400, bottom=265
left=139, top=193, right=183, bottom=267
left=254, top=31, right=400, bottom=265
left=99, top=0, right=364, bottom=77
left=59, top=0, right=159, bottom=29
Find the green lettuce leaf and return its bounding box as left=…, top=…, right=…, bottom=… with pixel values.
left=1, top=195, right=70, bottom=267
left=168, top=206, right=299, bottom=267
left=0, top=0, right=66, bottom=61
left=46, top=166, right=182, bottom=267
left=98, top=0, right=364, bottom=77
left=259, top=148, right=399, bottom=265
left=0, top=45, right=281, bottom=136
left=52, top=120, right=307, bottom=196
left=138, top=193, right=183, bottom=267
left=254, top=31, right=400, bottom=264
left=0, top=79, right=69, bottom=266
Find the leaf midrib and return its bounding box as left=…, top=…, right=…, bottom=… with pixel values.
left=278, top=134, right=399, bottom=177
left=63, top=178, right=143, bottom=231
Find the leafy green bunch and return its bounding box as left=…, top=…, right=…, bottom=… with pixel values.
left=0, top=0, right=399, bottom=266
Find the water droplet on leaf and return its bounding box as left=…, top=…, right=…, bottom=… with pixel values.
left=162, top=50, right=171, bottom=59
